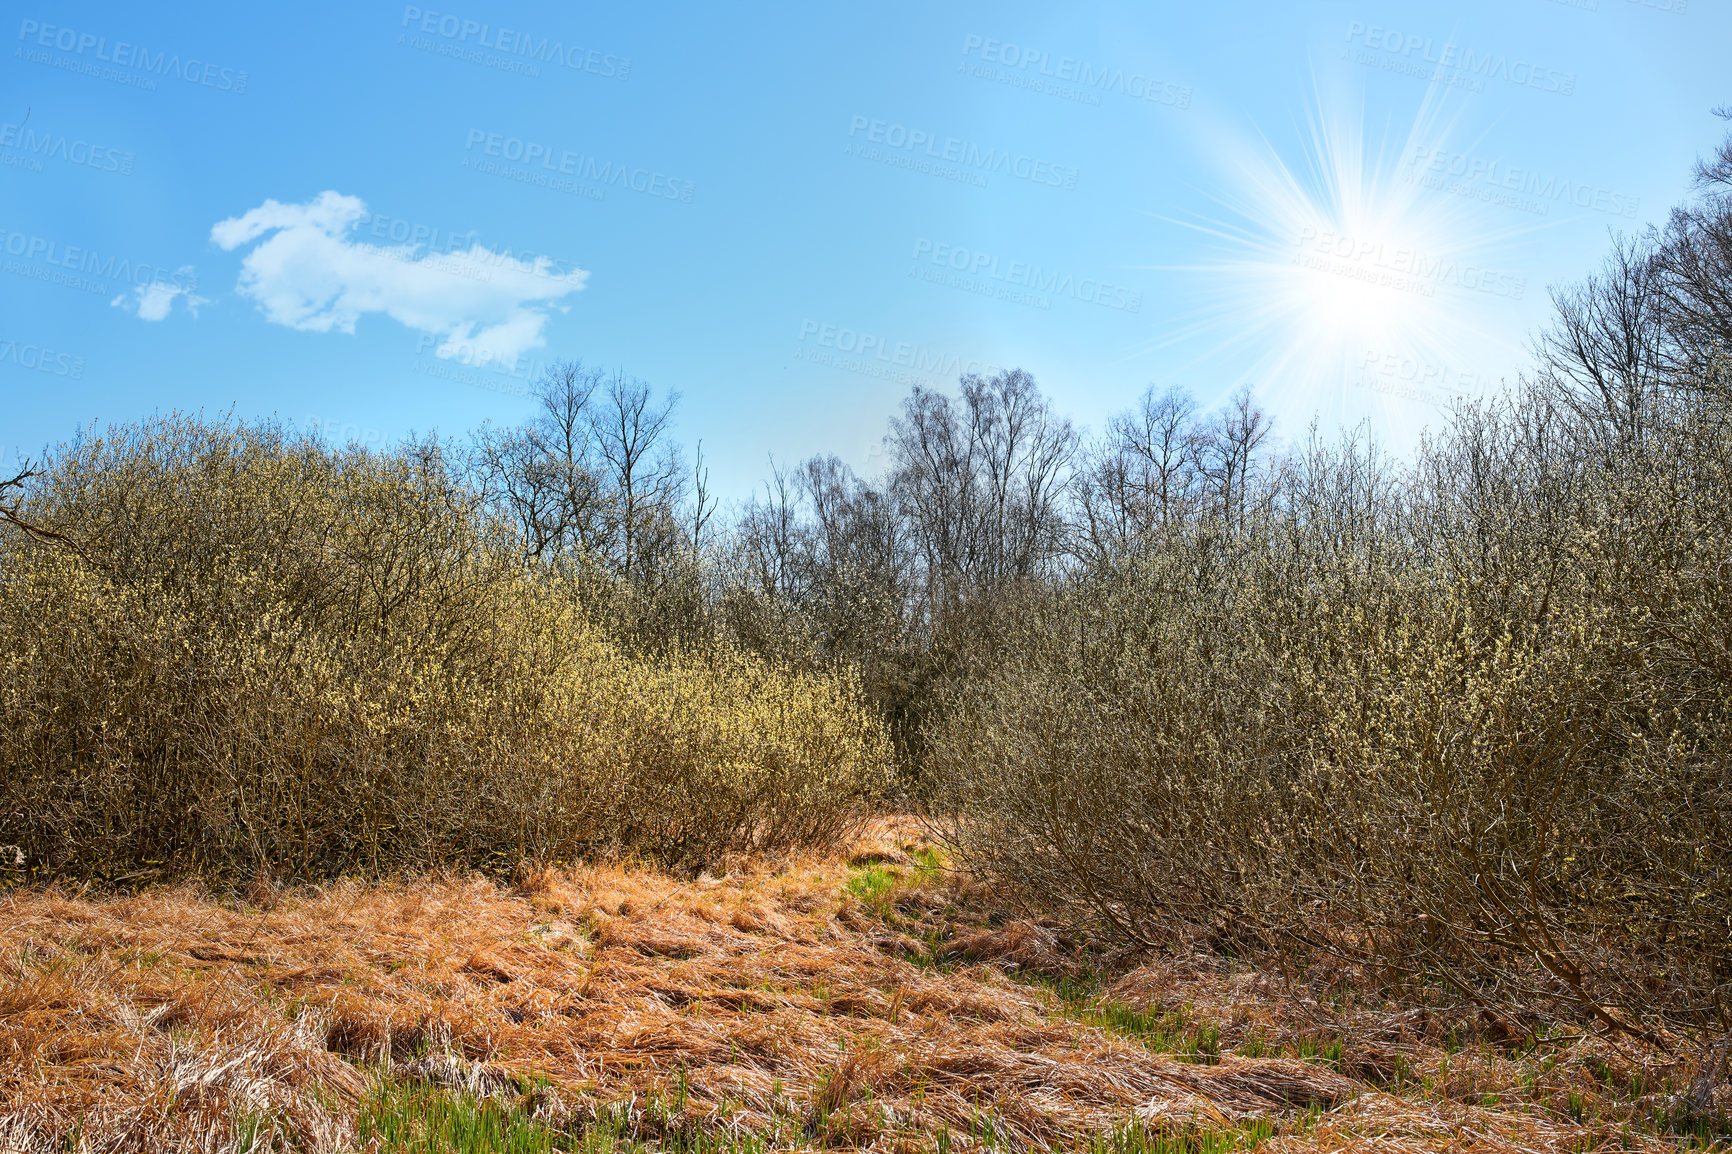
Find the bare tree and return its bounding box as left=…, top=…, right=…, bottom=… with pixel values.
left=735, top=457, right=809, bottom=603
left=0, top=463, right=50, bottom=543
left=1693, top=105, right=1732, bottom=191
left=888, top=369, right=1077, bottom=606
left=688, top=440, right=716, bottom=554
left=1194, top=385, right=1275, bottom=533
left=469, top=361, right=609, bottom=563
left=1655, top=112, right=1732, bottom=373
left=802, top=454, right=908, bottom=610
left=1533, top=235, right=1671, bottom=449
left=591, top=369, right=684, bottom=581
left=968, top=369, right=1078, bottom=583
left=1076, top=385, right=1204, bottom=560
left=469, top=360, right=696, bottom=586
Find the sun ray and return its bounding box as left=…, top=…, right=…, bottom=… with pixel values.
left=1139, top=69, right=1548, bottom=448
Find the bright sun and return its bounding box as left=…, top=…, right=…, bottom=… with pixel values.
left=1143, top=75, right=1535, bottom=447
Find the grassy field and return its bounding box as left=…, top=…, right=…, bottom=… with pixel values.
left=2, top=818, right=1723, bottom=1154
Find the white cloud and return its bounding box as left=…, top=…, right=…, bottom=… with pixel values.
left=210, top=190, right=587, bottom=361
left=110, top=268, right=207, bottom=320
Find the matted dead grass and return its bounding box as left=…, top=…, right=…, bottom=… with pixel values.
left=0, top=819, right=1718, bottom=1153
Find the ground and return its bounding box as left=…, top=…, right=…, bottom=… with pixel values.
left=0, top=819, right=1721, bottom=1153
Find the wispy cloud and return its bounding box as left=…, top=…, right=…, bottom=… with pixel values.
left=111, top=270, right=207, bottom=320
left=210, top=190, right=587, bottom=360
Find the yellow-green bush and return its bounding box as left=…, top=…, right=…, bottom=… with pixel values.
left=0, top=416, right=887, bottom=881
left=936, top=380, right=1732, bottom=1040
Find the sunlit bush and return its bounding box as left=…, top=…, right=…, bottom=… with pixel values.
left=0, top=416, right=887, bottom=880
left=937, top=373, right=1732, bottom=1040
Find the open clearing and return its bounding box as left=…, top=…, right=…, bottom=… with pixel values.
left=0, top=820, right=1718, bottom=1153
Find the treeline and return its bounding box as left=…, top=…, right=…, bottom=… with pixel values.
left=447, top=361, right=1286, bottom=779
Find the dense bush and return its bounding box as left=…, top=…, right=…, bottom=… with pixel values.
left=936, top=370, right=1732, bottom=1042
left=924, top=134, right=1732, bottom=1047
left=0, top=417, right=886, bottom=881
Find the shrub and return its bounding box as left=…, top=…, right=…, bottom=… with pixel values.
left=0, top=416, right=887, bottom=881
left=936, top=378, right=1732, bottom=1043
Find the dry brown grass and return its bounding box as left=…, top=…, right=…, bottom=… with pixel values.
left=0, top=820, right=1718, bottom=1153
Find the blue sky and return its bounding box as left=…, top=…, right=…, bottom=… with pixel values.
left=3, top=0, right=1726, bottom=497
